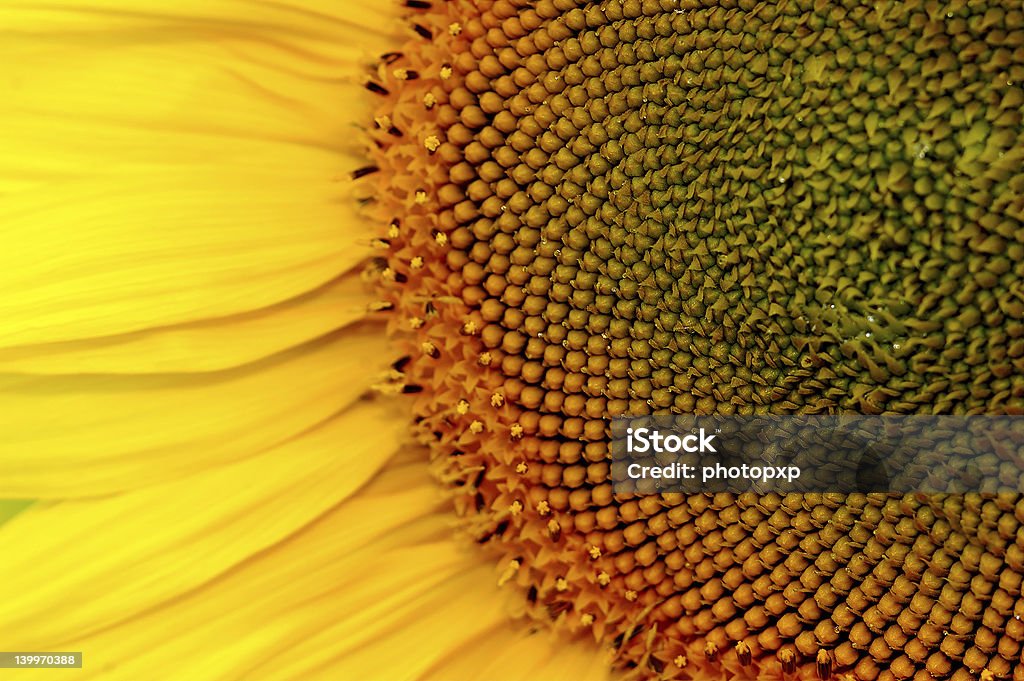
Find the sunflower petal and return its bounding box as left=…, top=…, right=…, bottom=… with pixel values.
left=0, top=1, right=398, bottom=349
left=0, top=271, right=370, bottom=375
left=0, top=323, right=390, bottom=498
left=421, top=624, right=613, bottom=681
left=14, top=454, right=446, bottom=680
left=0, top=397, right=406, bottom=651
left=0, top=161, right=370, bottom=349
left=12, top=452, right=602, bottom=681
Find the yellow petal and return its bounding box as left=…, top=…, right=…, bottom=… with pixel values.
left=0, top=397, right=405, bottom=651
left=0, top=1, right=398, bottom=177
left=17, top=454, right=444, bottom=679
left=0, top=323, right=390, bottom=498
left=0, top=0, right=398, bottom=351
left=8, top=452, right=605, bottom=681
left=0, top=155, right=369, bottom=350
left=0, top=271, right=371, bottom=375
left=422, top=624, right=613, bottom=681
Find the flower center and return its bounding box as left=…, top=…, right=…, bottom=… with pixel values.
left=361, top=1, right=1024, bottom=678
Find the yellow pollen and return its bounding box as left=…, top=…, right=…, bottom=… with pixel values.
left=477, top=351, right=492, bottom=366
left=468, top=420, right=483, bottom=434
left=370, top=238, right=390, bottom=250
left=735, top=640, right=752, bottom=666
left=421, top=341, right=437, bottom=356
left=392, top=67, right=410, bottom=80
left=380, top=268, right=396, bottom=283
left=461, top=321, right=478, bottom=335
left=423, top=135, right=441, bottom=153
left=508, top=500, right=523, bottom=516
left=439, top=65, right=453, bottom=80
left=371, top=383, right=402, bottom=396
left=509, top=423, right=524, bottom=439
left=490, top=392, right=505, bottom=407
left=498, top=559, right=519, bottom=587
left=555, top=577, right=569, bottom=592
left=422, top=92, right=436, bottom=109
left=370, top=371, right=404, bottom=395
left=624, top=589, right=638, bottom=602
left=410, top=256, right=424, bottom=269
left=379, top=369, right=403, bottom=382
left=535, top=500, right=550, bottom=516
left=407, top=317, right=423, bottom=330
left=515, top=462, right=528, bottom=474
left=588, top=545, right=602, bottom=560
left=414, top=190, right=428, bottom=205
left=597, top=571, right=610, bottom=586
left=674, top=655, right=688, bottom=668
left=434, top=232, right=448, bottom=246
left=580, top=613, right=594, bottom=627
left=448, top=22, right=462, bottom=36
left=386, top=222, right=399, bottom=239
left=455, top=400, right=470, bottom=415
left=373, top=115, right=392, bottom=129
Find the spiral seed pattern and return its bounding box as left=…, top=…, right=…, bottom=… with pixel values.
left=362, top=0, right=1024, bottom=678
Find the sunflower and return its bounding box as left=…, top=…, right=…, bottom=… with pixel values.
left=2, top=1, right=1024, bottom=681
